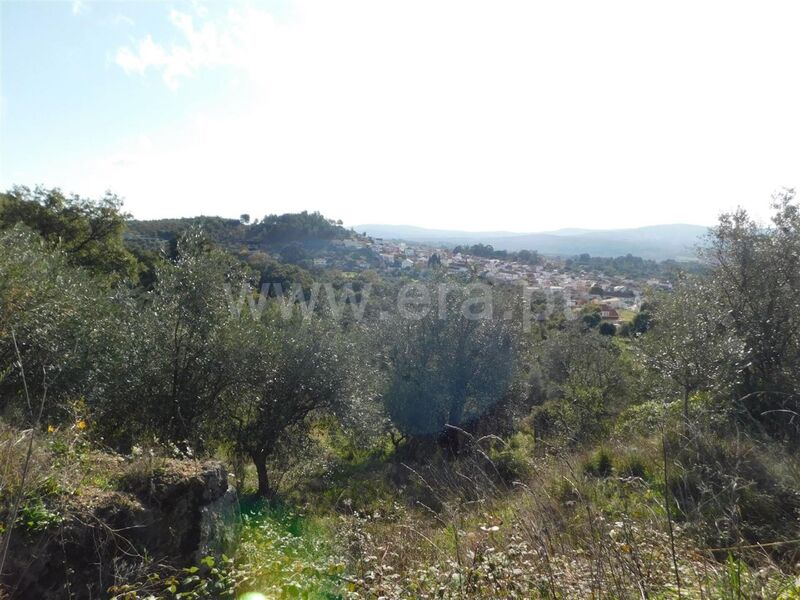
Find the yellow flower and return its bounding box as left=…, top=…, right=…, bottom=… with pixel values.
left=47, top=425, right=55, bottom=433
left=76, top=420, right=87, bottom=430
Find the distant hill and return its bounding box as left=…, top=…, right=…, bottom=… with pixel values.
left=125, top=212, right=352, bottom=252
left=354, top=223, right=709, bottom=260
left=352, top=224, right=521, bottom=241
left=122, top=212, right=381, bottom=275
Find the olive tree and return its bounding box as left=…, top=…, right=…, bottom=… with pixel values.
left=381, top=283, right=516, bottom=452
left=637, top=279, right=736, bottom=419
left=704, top=191, right=800, bottom=398
left=534, top=323, right=631, bottom=441
left=222, top=312, right=356, bottom=497
left=638, top=189, right=800, bottom=436
left=0, top=225, right=112, bottom=422
left=91, top=230, right=255, bottom=449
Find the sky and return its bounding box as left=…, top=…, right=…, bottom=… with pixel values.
left=2, top=0, right=800, bottom=231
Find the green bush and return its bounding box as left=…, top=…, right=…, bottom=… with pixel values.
left=583, top=448, right=614, bottom=478
left=489, top=432, right=534, bottom=483
left=614, top=451, right=651, bottom=480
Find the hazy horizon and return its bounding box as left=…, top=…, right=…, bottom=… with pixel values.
left=347, top=221, right=711, bottom=234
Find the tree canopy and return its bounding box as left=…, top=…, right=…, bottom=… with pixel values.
left=0, top=186, right=137, bottom=280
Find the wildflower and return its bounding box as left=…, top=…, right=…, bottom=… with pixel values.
left=76, top=419, right=87, bottom=430
left=47, top=425, right=55, bottom=433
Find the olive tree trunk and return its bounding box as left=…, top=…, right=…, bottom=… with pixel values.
left=251, top=451, right=273, bottom=498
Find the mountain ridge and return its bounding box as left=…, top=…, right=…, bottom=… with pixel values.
left=353, top=223, right=709, bottom=260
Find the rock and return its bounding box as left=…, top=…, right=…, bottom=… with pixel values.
left=197, top=462, right=240, bottom=562
left=2, top=459, right=239, bottom=600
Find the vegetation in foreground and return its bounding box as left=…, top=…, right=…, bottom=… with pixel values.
left=1, top=185, right=799, bottom=598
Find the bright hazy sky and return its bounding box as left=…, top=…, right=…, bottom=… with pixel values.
left=2, top=1, right=799, bottom=231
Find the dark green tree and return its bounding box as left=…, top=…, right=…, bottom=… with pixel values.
left=0, top=186, right=137, bottom=280
left=598, top=322, right=616, bottom=336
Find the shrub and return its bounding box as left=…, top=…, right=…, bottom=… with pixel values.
left=614, top=451, right=651, bottom=481
left=583, top=448, right=614, bottom=478
left=489, top=432, right=534, bottom=483
left=667, top=428, right=800, bottom=564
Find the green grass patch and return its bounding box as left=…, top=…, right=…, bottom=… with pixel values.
left=234, top=497, right=347, bottom=599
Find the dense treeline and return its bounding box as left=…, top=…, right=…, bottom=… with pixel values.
left=124, top=206, right=350, bottom=251
left=564, top=252, right=706, bottom=278
left=452, top=242, right=542, bottom=265
left=1, top=186, right=800, bottom=597
left=0, top=186, right=137, bottom=279
left=452, top=241, right=703, bottom=279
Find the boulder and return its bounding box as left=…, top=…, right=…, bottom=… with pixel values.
left=2, top=459, right=239, bottom=599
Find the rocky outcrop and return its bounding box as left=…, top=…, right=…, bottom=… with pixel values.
left=197, top=462, right=240, bottom=561
left=2, top=459, right=239, bottom=600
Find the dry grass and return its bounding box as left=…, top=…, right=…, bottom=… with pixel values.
left=330, top=436, right=800, bottom=599
left=2, top=421, right=799, bottom=599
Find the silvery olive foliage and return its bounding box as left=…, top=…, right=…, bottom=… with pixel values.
left=381, top=285, right=517, bottom=444
left=0, top=225, right=111, bottom=422
left=91, top=230, right=256, bottom=449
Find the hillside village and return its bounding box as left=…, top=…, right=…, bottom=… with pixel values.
left=326, top=235, right=672, bottom=324
left=124, top=214, right=675, bottom=326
